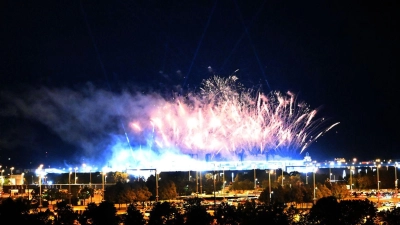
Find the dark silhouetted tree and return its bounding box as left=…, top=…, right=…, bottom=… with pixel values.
left=185, top=198, right=212, bottom=225
left=215, top=202, right=239, bottom=225
left=0, top=197, right=31, bottom=223
left=309, top=196, right=340, bottom=225
left=54, top=200, right=77, bottom=225
left=79, top=201, right=119, bottom=225
left=148, top=201, right=184, bottom=225
left=124, top=203, right=145, bottom=225
left=309, top=196, right=377, bottom=225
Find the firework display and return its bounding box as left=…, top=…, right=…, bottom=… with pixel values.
left=9, top=75, right=338, bottom=171
left=132, top=76, right=339, bottom=162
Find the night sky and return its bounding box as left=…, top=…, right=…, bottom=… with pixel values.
left=1, top=1, right=399, bottom=168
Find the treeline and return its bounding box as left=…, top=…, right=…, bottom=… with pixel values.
left=1, top=196, right=400, bottom=225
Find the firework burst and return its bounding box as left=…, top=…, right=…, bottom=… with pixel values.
left=135, top=76, right=339, bottom=160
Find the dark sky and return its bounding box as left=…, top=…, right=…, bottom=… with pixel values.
left=1, top=0, right=399, bottom=168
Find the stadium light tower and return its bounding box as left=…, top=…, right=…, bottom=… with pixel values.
left=377, top=164, right=381, bottom=193
left=74, top=167, right=78, bottom=184
left=155, top=169, right=160, bottom=202
left=253, top=165, right=257, bottom=190
left=37, top=164, right=43, bottom=208
left=267, top=170, right=273, bottom=204
left=68, top=170, right=72, bottom=205
left=102, top=171, right=106, bottom=201
left=313, top=167, right=318, bottom=204
left=349, top=166, right=355, bottom=192
left=395, top=162, right=398, bottom=197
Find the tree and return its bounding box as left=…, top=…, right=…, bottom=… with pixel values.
left=148, top=201, right=184, bottom=225
left=316, top=184, right=332, bottom=199
left=331, top=183, right=350, bottom=200
left=124, top=203, right=146, bottom=225
left=146, top=175, right=157, bottom=201
left=377, top=207, right=400, bottom=225
left=185, top=198, right=212, bottom=225
left=355, top=173, right=374, bottom=190
left=231, top=174, right=254, bottom=192
left=309, top=197, right=377, bottom=225
left=0, top=197, right=31, bottom=223
left=43, top=188, right=63, bottom=206
left=309, top=196, right=341, bottom=225
left=159, top=179, right=178, bottom=200
left=236, top=201, right=258, bottom=225
left=79, top=202, right=98, bottom=225
left=107, top=182, right=133, bottom=208
left=35, top=209, right=57, bottom=225
left=288, top=185, right=305, bottom=204
left=258, top=188, right=271, bottom=204
left=114, top=172, right=129, bottom=183
left=54, top=201, right=77, bottom=225
left=104, top=184, right=119, bottom=203
left=338, top=199, right=376, bottom=225
left=271, top=186, right=286, bottom=204
left=235, top=202, right=290, bottom=225
left=79, top=201, right=119, bottom=225
left=287, top=172, right=303, bottom=187
left=118, top=186, right=136, bottom=206
left=215, top=202, right=239, bottom=225
left=78, top=186, right=94, bottom=205
left=259, top=186, right=287, bottom=204
left=132, top=182, right=152, bottom=205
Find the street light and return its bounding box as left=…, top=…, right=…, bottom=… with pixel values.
left=222, top=167, right=225, bottom=193
left=10, top=167, right=14, bottom=176
left=155, top=170, right=159, bottom=202
left=313, top=167, right=318, bottom=204
left=21, top=173, right=25, bottom=185
left=195, top=171, right=199, bottom=194
left=305, top=167, right=308, bottom=185
left=37, top=164, right=43, bottom=208
left=395, top=162, right=398, bottom=198
left=254, top=167, right=257, bottom=190
left=267, top=170, right=273, bottom=204
left=39, top=175, right=42, bottom=207
left=83, top=163, right=92, bottom=187
left=74, top=167, right=78, bottom=184
left=89, top=166, right=92, bottom=187
left=199, top=171, right=202, bottom=194
left=213, top=171, right=216, bottom=215
left=102, top=171, right=105, bottom=201
left=350, top=158, right=357, bottom=192
left=349, top=166, right=354, bottom=192
left=377, top=164, right=381, bottom=192
left=0, top=169, right=4, bottom=193
left=68, top=171, right=72, bottom=205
